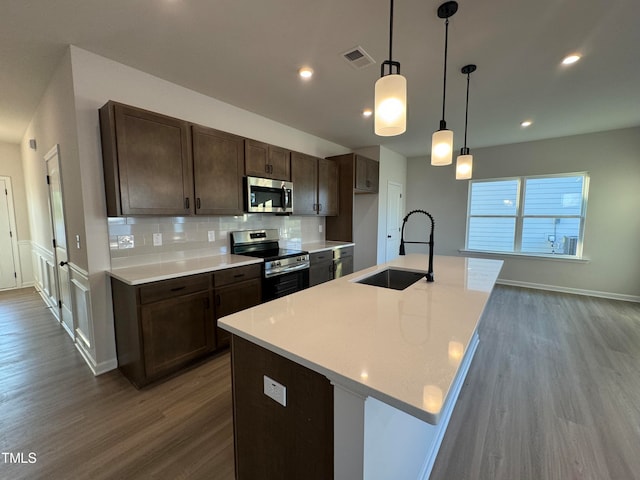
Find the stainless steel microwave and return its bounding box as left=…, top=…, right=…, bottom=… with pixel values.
left=245, top=176, right=293, bottom=213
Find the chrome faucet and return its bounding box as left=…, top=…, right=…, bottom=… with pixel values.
left=399, top=209, right=434, bottom=282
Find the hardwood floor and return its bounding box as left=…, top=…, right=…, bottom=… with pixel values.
left=0, top=288, right=235, bottom=480
left=431, top=285, right=640, bottom=480
left=1, top=286, right=639, bottom=480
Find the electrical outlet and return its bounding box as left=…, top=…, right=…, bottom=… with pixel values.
left=208, top=230, right=216, bottom=242
left=117, top=235, right=134, bottom=249
left=75, top=234, right=81, bottom=249
left=153, top=233, right=163, bottom=246
left=263, top=375, right=287, bottom=407
left=318, top=224, right=323, bottom=233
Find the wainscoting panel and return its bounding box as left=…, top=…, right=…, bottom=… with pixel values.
left=31, top=243, right=59, bottom=319
left=18, top=240, right=34, bottom=287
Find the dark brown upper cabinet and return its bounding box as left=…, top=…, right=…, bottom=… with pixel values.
left=192, top=125, right=245, bottom=215
left=245, top=139, right=291, bottom=181
left=291, top=152, right=338, bottom=216
left=100, top=101, right=194, bottom=216
left=355, top=155, right=379, bottom=193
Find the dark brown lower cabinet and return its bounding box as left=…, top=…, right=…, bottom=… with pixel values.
left=111, top=273, right=215, bottom=388
left=231, top=335, right=334, bottom=480
left=213, top=264, right=262, bottom=349
left=309, top=251, right=334, bottom=287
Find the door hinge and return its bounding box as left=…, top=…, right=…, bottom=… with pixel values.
left=9, top=230, right=12, bottom=238
left=52, top=238, right=57, bottom=249
left=46, top=175, right=50, bottom=185
left=4, top=188, right=7, bottom=195
left=14, top=272, right=17, bottom=278
left=58, top=300, right=62, bottom=308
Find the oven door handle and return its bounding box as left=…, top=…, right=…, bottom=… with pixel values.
left=265, top=262, right=309, bottom=278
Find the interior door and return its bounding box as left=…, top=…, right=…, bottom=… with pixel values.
left=45, top=145, right=74, bottom=337
left=0, top=178, right=17, bottom=289
left=385, top=181, right=403, bottom=262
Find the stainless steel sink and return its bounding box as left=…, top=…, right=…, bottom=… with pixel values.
left=355, top=268, right=426, bottom=290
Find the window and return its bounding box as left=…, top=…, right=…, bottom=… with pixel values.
left=466, top=173, right=589, bottom=257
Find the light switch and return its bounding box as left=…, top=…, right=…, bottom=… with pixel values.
left=153, top=233, right=162, bottom=246
left=208, top=230, right=216, bottom=242
left=263, top=375, right=287, bottom=407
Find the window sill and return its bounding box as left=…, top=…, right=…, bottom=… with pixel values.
left=458, top=249, right=590, bottom=263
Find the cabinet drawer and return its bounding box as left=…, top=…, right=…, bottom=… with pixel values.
left=139, top=274, right=211, bottom=304
left=310, top=250, right=332, bottom=263
left=333, top=246, right=354, bottom=259
left=213, top=264, right=262, bottom=287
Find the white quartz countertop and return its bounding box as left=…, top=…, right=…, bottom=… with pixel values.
left=108, top=254, right=262, bottom=285
left=301, top=241, right=355, bottom=253
left=219, top=254, right=503, bottom=425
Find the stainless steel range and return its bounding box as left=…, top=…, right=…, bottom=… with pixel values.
left=230, top=229, right=310, bottom=301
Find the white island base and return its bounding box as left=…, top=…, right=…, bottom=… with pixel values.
left=336, top=332, right=479, bottom=480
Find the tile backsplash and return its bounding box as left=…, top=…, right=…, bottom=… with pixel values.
left=108, top=214, right=325, bottom=269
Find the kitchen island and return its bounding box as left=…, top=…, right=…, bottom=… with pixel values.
left=220, top=254, right=503, bottom=480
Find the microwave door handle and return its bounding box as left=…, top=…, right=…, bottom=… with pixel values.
left=281, top=186, right=288, bottom=209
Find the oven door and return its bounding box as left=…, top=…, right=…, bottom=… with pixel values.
left=245, top=176, right=293, bottom=213
left=262, top=269, right=309, bottom=302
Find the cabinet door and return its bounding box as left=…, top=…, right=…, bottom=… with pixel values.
left=317, top=158, right=339, bottom=216
left=245, top=139, right=291, bottom=181
left=309, top=251, right=334, bottom=286
left=140, top=290, right=214, bottom=378
left=111, top=103, right=193, bottom=215
left=268, top=145, right=291, bottom=181
left=192, top=125, right=244, bottom=215
left=355, top=155, right=379, bottom=193
left=214, top=278, right=262, bottom=348
left=245, top=139, right=270, bottom=177
left=291, top=152, right=318, bottom=215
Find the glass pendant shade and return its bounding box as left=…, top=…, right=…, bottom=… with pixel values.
left=375, top=74, right=407, bottom=136
left=431, top=128, right=454, bottom=165
left=455, top=153, right=473, bottom=179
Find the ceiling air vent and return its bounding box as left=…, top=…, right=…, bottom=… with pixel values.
left=342, top=46, right=375, bottom=69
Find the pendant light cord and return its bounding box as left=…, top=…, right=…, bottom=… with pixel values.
left=463, top=71, right=470, bottom=148
left=441, top=18, right=449, bottom=123
left=389, top=0, right=395, bottom=62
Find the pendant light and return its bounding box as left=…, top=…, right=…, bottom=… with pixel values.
left=431, top=1, right=458, bottom=165
left=375, top=0, right=407, bottom=136
left=456, top=64, right=476, bottom=180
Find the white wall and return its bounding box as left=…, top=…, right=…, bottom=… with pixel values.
left=406, top=127, right=640, bottom=300
left=0, top=141, right=33, bottom=285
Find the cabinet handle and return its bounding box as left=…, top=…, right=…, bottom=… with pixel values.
left=185, top=197, right=190, bottom=209
left=196, top=197, right=201, bottom=210
left=366, top=180, right=371, bottom=188
left=313, top=203, right=317, bottom=211
left=318, top=203, right=322, bottom=212
left=215, top=294, right=221, bottom=306
left=233, top=273, right=245, bottom=279
left=170, top=286, right=186, bottom=292
left=204, top=297, right=210, bottom=309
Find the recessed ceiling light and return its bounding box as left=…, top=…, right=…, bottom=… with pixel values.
left=298, top=67, right=313, bottom=79
left=362, top=109, right=373, bottom=118
left=521, top=120, right=532, bottom=127
left=561, top=54, right=581, bottom=65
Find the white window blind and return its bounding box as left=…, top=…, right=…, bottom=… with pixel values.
left=466, top=173, right=588, bottom=257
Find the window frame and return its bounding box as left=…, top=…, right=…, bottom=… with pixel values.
left=465, top=172, right=590, bottom=259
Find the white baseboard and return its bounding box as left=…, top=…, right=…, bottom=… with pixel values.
left=497, top=279, right=640, bottom=303
left=75, top=341, right=117, bottom=376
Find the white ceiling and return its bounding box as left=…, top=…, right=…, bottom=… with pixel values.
left=2, top=0, right=639, bottom=158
